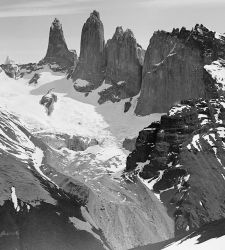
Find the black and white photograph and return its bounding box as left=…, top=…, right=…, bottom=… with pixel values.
left=0, top=0, right=224, bottom=249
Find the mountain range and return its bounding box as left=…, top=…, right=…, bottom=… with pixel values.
left=0, top=9, right=225, bottom=250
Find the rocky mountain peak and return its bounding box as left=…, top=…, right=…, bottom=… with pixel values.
left=43, top=18, right=77, bottom=68
left=97, top=26, right=144, bottom=103
left=124, top=28, right=135, bottom=40
left=113, top=26, right=124, bottom=39
left=51, top=18, right=62, bottom=30
left=72, top=10, right=105, bottom=89
left=90, top=10, right=100, bottom=20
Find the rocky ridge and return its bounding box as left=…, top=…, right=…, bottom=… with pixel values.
left=135, top=24, right=225, bottom=115
left=126, top=96, right=225, bottom=236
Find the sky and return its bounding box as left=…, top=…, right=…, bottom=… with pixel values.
left=0, top=0, right=225, bottom=63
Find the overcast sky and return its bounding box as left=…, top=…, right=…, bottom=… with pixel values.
left=0, top=0, right=224, bottom=63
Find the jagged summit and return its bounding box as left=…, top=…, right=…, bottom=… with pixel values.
left=113, top=26, right=124, bottom=39
left=43, top=18, right=77, bottom=68
left=90, top=10, right=100, bottom=19
left=112, top=26, right=135, bottom=41
left=51, top=18, right=62, bottom=30
left=135, top=23, right=225, bottom=116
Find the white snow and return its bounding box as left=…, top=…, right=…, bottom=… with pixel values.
left=11, top=187, right=20, bottom=212
left=74, top=79, right=89, bottom=87
left=165, top=234, right=225, bottom=250
left=215, top=32, right=225, bottom=41
left=32, top=147, right=58, bottom=185
left=0, top=66, right=163, bottom=181
left=139, top=170, right=165, bottom=201
left=187, top=134, right=202, bottom=151
left=203, top=133, right=222, bottom=165
left=169, top=105, right=191, bottom=116
left=117, top=81, right=125, bottom=85
left=204, top=60, right=225, bottom=91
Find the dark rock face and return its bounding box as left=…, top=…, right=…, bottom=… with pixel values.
left=44, top=18, right=77, bottom=68
left=127, top=97, right=225, bottom=235
left=72, top=11, right=105, bottom=88
left=40, top=90, right=57, bottom=115
left=29, top=73, right=40, bottom=84
left=103, top=27, right=143, bottom=98
left=135, top=24, right=225, bottom=115
left=122, top=138, right=137, bottom=152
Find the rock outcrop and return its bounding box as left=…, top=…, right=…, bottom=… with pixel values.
left=43, top=18, right=77, bottom=68
left=101, top=27, right=143, bottom=100
left=29, top=73, right=40, bottom=84
left=127, top=97, right=225, bottom=235
left=135, top=24, right=225, bottom=115
left=122, top=137, right=137, bottom=152
left=1, top=56, right=20, bottom=79
left=40, top=89, right=57, bottom=115
left=72, top=11, right=105, bottom=89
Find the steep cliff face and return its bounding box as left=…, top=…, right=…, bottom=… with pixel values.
left=135, top=24, right=225, bottom=115
left=99, top=27, right=143, bottom=102
left=127, top=96, right=225, bottom=235
left=44, top=18, right=77, bottom=68
left=72, top=11, right=105, bottom=89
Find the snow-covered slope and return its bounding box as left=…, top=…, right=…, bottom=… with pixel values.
left=0, top=65, right=161, bottom=173
left=0, top=64, right=171, bottom=250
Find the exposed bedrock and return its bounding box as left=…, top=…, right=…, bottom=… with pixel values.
left=72, top=11, right=105, bottom=88
left=102, top=27, right=144, bottom=100
left=135, top=24, right=225, bottom=115
left=43, top=18, right=77, bottom=68
left=127, top=97, right=225, bottom=235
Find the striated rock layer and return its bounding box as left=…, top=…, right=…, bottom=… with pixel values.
left=127, top=97, right=225, bottom=235
left=72, top=11, right=105, bottom=88
left=43, top=18, right=77, bottom=68
left=135, top=24, right=225, bottom=115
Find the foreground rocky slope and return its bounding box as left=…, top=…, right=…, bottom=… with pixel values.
left=133, top=218, right=225, bottom=250
left=135, top=24, right=225, bottom=115
left=127, top=96, right=225, bottom=235
left=0, top=109, right=107, bottom=250
left=0, top=107, right=174, bottom=250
